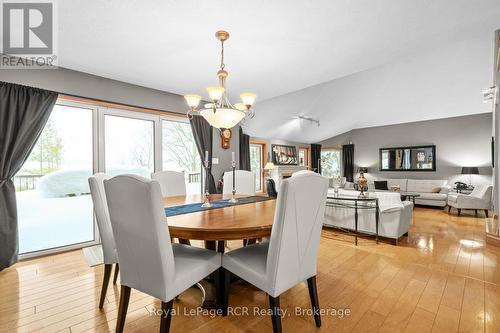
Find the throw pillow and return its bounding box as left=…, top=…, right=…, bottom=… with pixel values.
left=431, top=187, right=441, bottom=193
left=374, top=180, right=389, bottom=191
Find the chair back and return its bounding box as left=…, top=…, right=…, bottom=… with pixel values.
left=470, top=184, right=493, bottom=200
left=266, top=172, right=328, bottom=296
left=223, top=170, right=256, bottom=196
left=292, top=170, right=316, bottom=177
left=151, top=170, right=186, bottom=197
left=88, top=173, right=117, bottom=264
left=104, top=175, right=174, bottom=300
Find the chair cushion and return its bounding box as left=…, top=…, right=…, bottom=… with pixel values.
left=447, top=193, right=459, bottom=203
left=170, top=244, right=221, bottom=301
left=407, top=179, right=447, bottom=193
left=417, top=193, right=447, bottom=201
left=374, top=181, right=388, bottom=191
left=222, top=242, right=269, bottom=292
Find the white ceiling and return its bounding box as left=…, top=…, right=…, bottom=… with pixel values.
left=56, top=0, right=500, bottom=141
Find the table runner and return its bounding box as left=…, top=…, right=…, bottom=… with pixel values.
left=165, top=195, right=274, bottom=217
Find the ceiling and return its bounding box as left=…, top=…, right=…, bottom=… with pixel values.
left=56, top=0, right=500, bottom=141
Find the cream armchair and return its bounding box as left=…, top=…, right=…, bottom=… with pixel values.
left=447, top=185, right=493, bottom=217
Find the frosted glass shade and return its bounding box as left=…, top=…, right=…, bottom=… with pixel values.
left=240, top=92, right=257, bottom=106
left=206, top=86, right=225, bottom=101
left=233, top=102, right=247, bottom=111
left=184, top=94, right=201, bottom=108
left=199, top=107, right=245, bottom=129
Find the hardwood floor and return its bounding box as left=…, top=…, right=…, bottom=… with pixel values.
left=2, top=207, right=500, bottom=332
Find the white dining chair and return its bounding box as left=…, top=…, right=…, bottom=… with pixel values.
left=151, top=170, right=186, bottom=197
left=221, top=172, right=329, bottom=333
left=104, top=174, right=221, bottom=333
left=88, top=173, right=119, bottom=309
left=222, top=170, right=255, bottom=196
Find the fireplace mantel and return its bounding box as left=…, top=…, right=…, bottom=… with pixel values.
left=269, top=165, right=307, bottom=189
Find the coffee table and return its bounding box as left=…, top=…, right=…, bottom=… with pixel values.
left=401, top=192, right=420, bottom=204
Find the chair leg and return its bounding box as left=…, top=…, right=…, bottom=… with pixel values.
left=448, top=206, right=451, bottom=213
left=178, top=238, right=191, bottom=245
left=485, top=210, right=489, bottom=218
left=160, top=300, right=173, bottom=333
left=115, top=285, right=131, bottom=333
left=99, top=264, right=113, bottom=309
left=457, top=208, right=461, bottom=216
left=268, top=295, right=282, bottom=333
left=113, top=264, right=119, bottom=285
left=307, top=276, right=321, bottom=327
left=475, top=209, right=478, bottom=217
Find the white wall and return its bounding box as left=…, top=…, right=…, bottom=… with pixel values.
left=320, top=113, right=493, bottom=187
left=247, top=32, right=494, bottom=143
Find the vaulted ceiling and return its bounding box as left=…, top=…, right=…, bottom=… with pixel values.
left=57, top=0, right=500, bottom=142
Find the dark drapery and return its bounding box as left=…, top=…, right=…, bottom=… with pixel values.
left=342, top=144, right=355, bottom=182
left=239, top=127, right=251, bottom=171
left=190, top=115, right=217, bottom=193
left=310, top=144, right=322, bottom=174
left=0, top=82, right=58, bottom=271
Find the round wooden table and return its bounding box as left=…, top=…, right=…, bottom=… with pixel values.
left=163, top=194, right=275, bottom=241
left=163, top=194, right=276, bottom=308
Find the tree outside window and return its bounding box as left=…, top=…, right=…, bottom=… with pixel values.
left=321, top=150, right=341, bottom=178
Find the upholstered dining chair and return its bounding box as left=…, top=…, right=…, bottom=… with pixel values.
left=104, top=175, right=222, bottom=333
left=222, top=170, right=256, bottom=196
left=151, top=170, right=186, bottom=197
left=88, top=173, right=120, bottom=309
left=221, top=172, right=329, bottom=333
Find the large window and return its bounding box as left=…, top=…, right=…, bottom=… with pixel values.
left=298, top=147, right=309, bottom=167
left=15, top=103, right=95, bottom=254
left=162, top=118, right=202, bottom=195
left=250, top=143, right=264, bottom=192
left=15, top=99, right=203, bottom=257
left=321, top=149, right=341, bottom=178
left=104, top=113, right=154, bottom=178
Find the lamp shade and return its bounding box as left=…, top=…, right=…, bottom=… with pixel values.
left=358, top=167, right=368, bottom=174
left=461, top=167, right=479, bottom=175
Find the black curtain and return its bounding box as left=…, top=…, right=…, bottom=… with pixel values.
left=311, top=144, right=322, bottom=174
left=0, top=82, right=58, bottom=271
left=342, top=144, right=355, bottom=182
left=190, top=115, right=217, bottom=193
left=239, top=127, right=250, bottom=171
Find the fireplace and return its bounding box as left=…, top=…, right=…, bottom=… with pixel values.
left=269, top=166, right=307, bottom=189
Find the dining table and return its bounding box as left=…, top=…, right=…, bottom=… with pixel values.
left=163, top=193, right=276, bottom=307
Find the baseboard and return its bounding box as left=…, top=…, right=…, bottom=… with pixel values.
left=486, top=214, right=500, bottom=247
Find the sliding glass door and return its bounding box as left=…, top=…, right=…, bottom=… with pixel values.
left=161, top=117, right=202, bottom=195
left=15, top=102, right=96, bottom=255
left=103, top=110, right=156, bottom=178
left=16, top=101, right=203, bottom=257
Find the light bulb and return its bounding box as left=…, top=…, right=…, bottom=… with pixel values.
left=206, top=86, right=225, bottom=102
left=240, top=92, right=256, bottom=107
left=184, top=94, right=201, bottom=109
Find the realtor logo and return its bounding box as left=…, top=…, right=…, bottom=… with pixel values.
left=1, top=1, right=58, bottom=68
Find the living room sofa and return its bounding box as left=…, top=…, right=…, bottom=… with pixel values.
left=324, top=189, right=413, bottom=242
left=366, top=178, right=451, bottom=207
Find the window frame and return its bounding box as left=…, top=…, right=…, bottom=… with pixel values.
left=250, top=140, right=266, bottom=193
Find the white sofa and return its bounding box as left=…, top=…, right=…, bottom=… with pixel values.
left=366, top=178, right=450, bottom=207
left=324, top=189, right=413, bottom=243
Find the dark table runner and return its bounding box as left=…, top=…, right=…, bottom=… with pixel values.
left=165, top=195, right=274, bottom=217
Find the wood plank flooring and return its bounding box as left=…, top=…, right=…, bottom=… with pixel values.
left=1, top=207, right=500, bottom=332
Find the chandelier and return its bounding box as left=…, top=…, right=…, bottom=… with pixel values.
left=184, top=31, right=256, bottom=129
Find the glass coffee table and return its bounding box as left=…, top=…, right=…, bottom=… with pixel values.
left=400, top=192, right=420, bottom=204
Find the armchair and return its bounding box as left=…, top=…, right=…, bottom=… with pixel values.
left=447, top=185, right=493, bottom=217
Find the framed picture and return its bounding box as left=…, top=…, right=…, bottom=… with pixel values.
left=272, top=144, right=298, bottom=165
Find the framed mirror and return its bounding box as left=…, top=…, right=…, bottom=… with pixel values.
left=379, top=145, right=436, bottom=171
